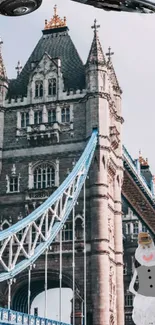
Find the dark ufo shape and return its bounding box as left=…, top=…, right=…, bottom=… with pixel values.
left=0, top=0, right=42, bottom=16
left=72, top=0, right=155, bottom=13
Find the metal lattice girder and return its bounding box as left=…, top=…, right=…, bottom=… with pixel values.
left=0, top=130, right=98, bottom=282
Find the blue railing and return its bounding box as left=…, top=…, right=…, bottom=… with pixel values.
left=0, top=307, right=70, bottom=325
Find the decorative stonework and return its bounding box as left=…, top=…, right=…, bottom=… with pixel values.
left=109, top=266, right=116, bottom=312
left=16, top=103, right=73, bottom=144
left=110, top=126, right=120, bottom=150
left=44, top=5, right=66, bottom=30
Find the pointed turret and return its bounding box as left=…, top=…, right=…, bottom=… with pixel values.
left=85, top=19, right=109, bottom=137
left=85, top=19, right=107, bottom=94
left=86, top=19, right=106, bottom=66
left=0, top=38, right=7, bottom=83
left=106, top=47, right=122, bottom=94
left=0, top=37, right=8, bottom=107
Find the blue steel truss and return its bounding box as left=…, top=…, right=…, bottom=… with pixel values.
left=0, top=129, right=98, bottom=282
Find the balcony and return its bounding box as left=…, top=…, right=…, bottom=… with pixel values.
left=16, top=121, right=74, bottom=145
left=26, top=122, right=60, bottom=143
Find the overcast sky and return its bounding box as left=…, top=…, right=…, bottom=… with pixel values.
left=1, top=0, right=155, bottom=172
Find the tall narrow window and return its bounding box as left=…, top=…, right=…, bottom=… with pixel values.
left=75, top=217, right=83, bottom=240
left=9, top=176, right=19, bottom=192
left=62, top=222, right=73, bottom=241
left=21, top=112, right=29, bottom=128
left=35, top=81, right=43, bottom=98
left=66, top=108, right=70, bottom=122
left=33, top=164, right=55, bottom=189
left=123, top=262, right=127, bottom=275
left=61, top=108, right=65, bottom=123
left=48, top=109, right=56, bottom=123
left=142, top=224, right=147, bottom=232
left=125, top=295, right=133, bottom=307
left=61, top=107, right=70, bottom=123
left=40, top=83, right=43, bottom=97
left=133, top=222, right=139, bottom=234
left=127, top=223, right=130, bottom=234
left=34, top=111, right=42, bottom=124
left=48, top=78, right=57, bottom=96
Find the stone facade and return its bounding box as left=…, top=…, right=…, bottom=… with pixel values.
left=0, top=7, right=124, bottom=325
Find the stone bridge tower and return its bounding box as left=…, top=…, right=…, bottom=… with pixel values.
left=0, top=8, right=124, bottom=325
left=85, top=20, right=124, bottom=325
left=0, top=38, right=8, bottom=176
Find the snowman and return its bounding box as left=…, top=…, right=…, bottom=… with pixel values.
left=129, top=232, right=155, bottom=325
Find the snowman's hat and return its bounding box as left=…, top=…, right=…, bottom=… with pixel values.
left=138, top=232, right=152, bottom=245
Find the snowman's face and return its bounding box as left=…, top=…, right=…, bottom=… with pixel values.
left=135, top=242, right=155, bottom=266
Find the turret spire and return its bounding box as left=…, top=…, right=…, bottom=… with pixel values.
left=106, top=46, right=114, bottom=62
left=0, top=37, right=7, bottom=82
left=106, top=46, right=121, bottom=93
left=15, top=60, right=22, bottom=77
left=86, top=19, right=106, bottom=66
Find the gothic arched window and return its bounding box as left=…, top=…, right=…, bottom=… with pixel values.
left=48, top=109, right=56, bottom=123
left=61, top=107, right=70, bottom=123
left=33, top=164, right=55, bottom=189
left=35, top=81, right=43, bottom=98
left=48, top=78, right=57, bottom=96
left=1, top=220, right=10, bottom=230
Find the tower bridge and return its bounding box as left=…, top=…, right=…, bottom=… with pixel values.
left=0, top=5, right=155, bottom=325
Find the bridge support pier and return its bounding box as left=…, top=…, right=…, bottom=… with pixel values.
left=90, top=150, right=110, bottom=325
left=114, top=175, right=124, bottom=325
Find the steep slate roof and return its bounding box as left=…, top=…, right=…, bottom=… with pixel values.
left=7, top=24, right=85, bottom=99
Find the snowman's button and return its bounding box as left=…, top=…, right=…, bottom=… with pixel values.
left=148, top=269, right=151, bottom=272
left=149, top=276, right=152, bottom=279
left=150, top=285, right=153, bottom=288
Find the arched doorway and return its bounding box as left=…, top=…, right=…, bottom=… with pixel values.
left=11, top=269, right=82, bottom=324
left=31, top=287, right=72, bottom=322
